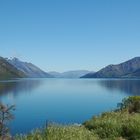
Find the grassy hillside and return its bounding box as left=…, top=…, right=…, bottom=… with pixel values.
left=15, top=96, right=140, bottom=140
left=0, top=57, right=25, bottom=79
left=15, top=112, right=140, bottom=140
left=15, top=125, right=99, bottom=140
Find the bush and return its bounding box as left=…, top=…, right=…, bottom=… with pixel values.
left=15, top=96, right=140, bottom=140
left=117, top=96, right=140, bottom=113
left=121, top=114, right=140, bottom=140
left=84, top=96, right=140, bottom=140
left=83, top=112, right=124, bottom=139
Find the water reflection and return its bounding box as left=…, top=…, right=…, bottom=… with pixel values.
left=98, top=79, right=140, bottom=95
left=0, top=79, right=42, bottom=98
left=0, top=78, right=140, bottom=135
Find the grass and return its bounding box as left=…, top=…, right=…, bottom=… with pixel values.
left=84, top=111, right=140, bottom=140
left=15, top=125, right=99, bottom=140
left=15, top=96, right=140, bottom=140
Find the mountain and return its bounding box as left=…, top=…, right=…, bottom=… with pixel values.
left=0, top=57, right=25, bottom=79
left=7, top=57, right=53, bottom=78
left=81, top=57, right=140, bottom=78
left=124, top=69, right=140, bottom=78
left=48, top=71, right=61, bottom=78
left=49, top=70, right=93, bottom=78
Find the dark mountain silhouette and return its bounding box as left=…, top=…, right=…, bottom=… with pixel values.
left=81, top=57, right=140, bottom=78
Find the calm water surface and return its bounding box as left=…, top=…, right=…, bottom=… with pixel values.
left=0, top=78, right=140, bottom=135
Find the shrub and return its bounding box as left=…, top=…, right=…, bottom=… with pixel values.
left=15, top=96, right=140, bottom=140
left=121, top=114, right=140, bottom=140
left=84, top=96, right=140, bottom=140
left=83, top=112, right=123, bottom=139
left=0, top=103, right=15, bottom=139
left=117, top=96, right=140, bottom=113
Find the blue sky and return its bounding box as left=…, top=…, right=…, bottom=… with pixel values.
left=0, top=0, right=140, bottom=72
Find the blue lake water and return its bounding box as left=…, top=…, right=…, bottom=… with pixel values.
left=0, top=78, right=140, bottom=135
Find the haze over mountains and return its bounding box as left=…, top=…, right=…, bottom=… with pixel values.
left=0, top=57, right=91, bottom=79
left=81, top=57, right=140, bottom=78
left=49, top=70, right=92, bottom=78
left=0, top=56, right=140, bottom=79
left=7, top=57, right=52, bottom=78
left=0, top=57, right=53, bottom=79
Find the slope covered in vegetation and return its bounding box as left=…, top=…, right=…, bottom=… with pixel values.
left=14, top=96, right=140, bottom=140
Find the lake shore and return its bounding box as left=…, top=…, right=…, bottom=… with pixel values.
left=15, top=96, right=140, bottom=140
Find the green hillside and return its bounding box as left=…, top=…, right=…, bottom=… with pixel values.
left=0, top=57, right=26, bottom=79
left=15, top=96, right=140, bottom=140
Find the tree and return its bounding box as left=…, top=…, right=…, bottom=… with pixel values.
left=117, top=96, right=140, bottom=113
left=0, top=103, right=15, bottom=139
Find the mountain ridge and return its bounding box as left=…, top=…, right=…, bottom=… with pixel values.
left=49, top=70, right=93, bottom=78
left=7, top=57, right=53, bottom=78
left=0, top=57, right=26, bottom=79
left=81, top=57, right=140, bottom=78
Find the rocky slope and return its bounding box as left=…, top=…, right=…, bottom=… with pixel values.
left=81, top=57, right=140, bottom=78
left=7, top=58, right=53, bottom=78
left=0, top=57, right=26, bottom=79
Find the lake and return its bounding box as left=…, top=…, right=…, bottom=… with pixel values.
left=0, top=78, right=140, bottom=135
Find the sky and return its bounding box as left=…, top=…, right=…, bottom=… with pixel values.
left=0, top=0, right=140, bottom=72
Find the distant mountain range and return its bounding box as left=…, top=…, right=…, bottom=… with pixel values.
left=1, top=56, right=140, bottom=80
left=81, top=57, right=140, bottom=78
left=7, top=57, right=52, bottom=78
left=49, top=70, right=92, bottom=78
left=0, top=57, right=53, bottom=79
left=0, top=56, right=92, bottom=79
